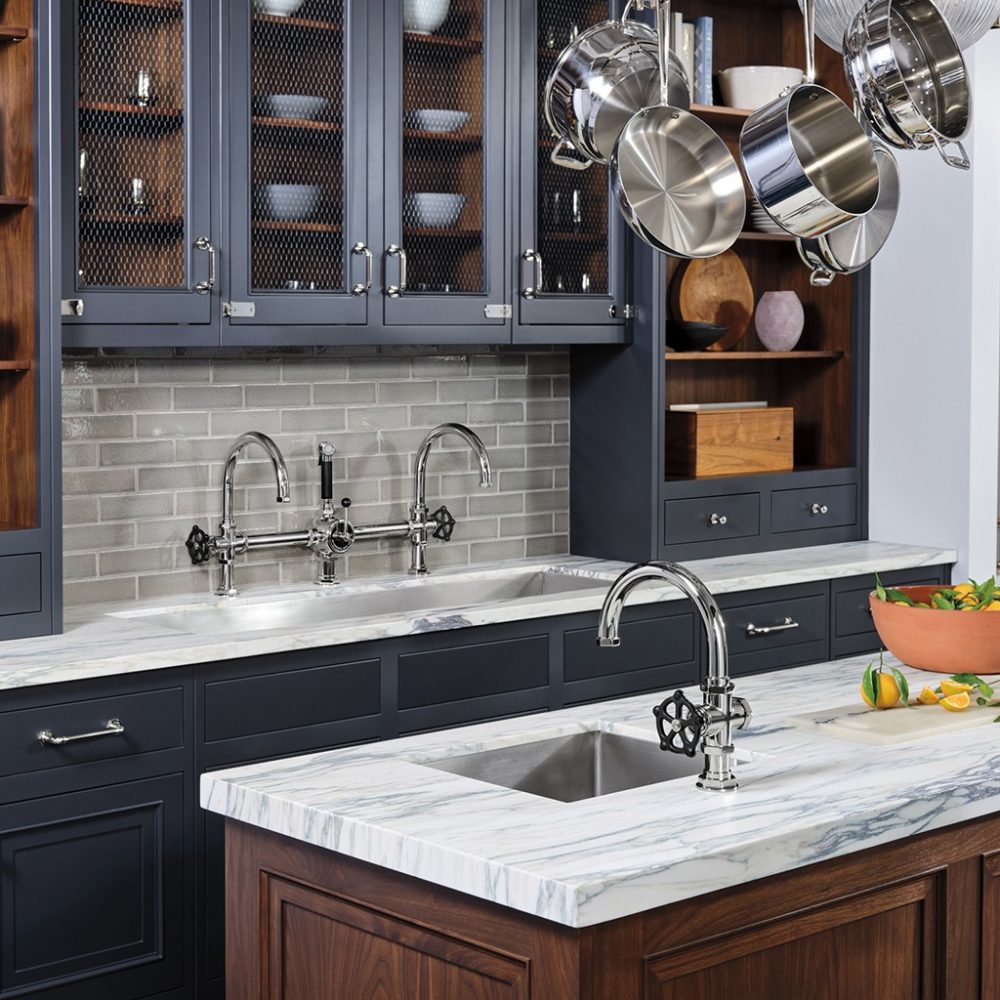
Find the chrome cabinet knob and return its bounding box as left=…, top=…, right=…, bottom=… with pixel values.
left=810, top=503, right=829, bottom=516
left=709, top=513, right=728, bottom=526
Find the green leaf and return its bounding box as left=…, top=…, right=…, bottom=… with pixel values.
left=862, top=661, right=879, bottom=708
left=875, top=574, right=887, bottom=603
left=889, top=666, right=909, bottom=706
left=993, top=714, right=1000, bottom=724
left=932, top=593, right=955, bottom=610
left=950, top=672, right=994, bottom=699
left=978, top=697, right=989, bottom=707
left=885, top=589, right=916, bottom=606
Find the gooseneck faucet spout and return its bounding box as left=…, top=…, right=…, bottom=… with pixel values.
left=409, top=423, right=493, bottom=576
left=597, top=561, right=751, bottom=791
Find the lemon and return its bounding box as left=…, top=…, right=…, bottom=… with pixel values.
left=861, top=671, right=901, bottom=710
left=940, top=679, right=975, bottom=697
left=954, top=583, right=974, bottom=596
left=940, top=692, right=971, bottom=712
left=917, top=686, right=940, bottom=705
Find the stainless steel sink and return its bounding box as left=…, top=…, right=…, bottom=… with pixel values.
left=422, top=730, right=703, bottom=802
left=115, top=569, right=608, bottom=635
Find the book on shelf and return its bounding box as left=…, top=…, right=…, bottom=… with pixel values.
left=693, top=16, right=714, bottom=105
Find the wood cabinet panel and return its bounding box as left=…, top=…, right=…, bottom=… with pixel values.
left=644, top=876, right=939, bottom=1000
left=264, top=876, right=528, bottom=1000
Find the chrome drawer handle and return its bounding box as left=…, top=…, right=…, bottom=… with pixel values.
left=709, top=513, right=728, bottom=526
left=746, top=617, right=800, bottom=638
left=38, top=719, right=125, bottom=746
left=810, top=503, right=829, bottom=516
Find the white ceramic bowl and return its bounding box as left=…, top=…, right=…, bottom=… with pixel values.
left=403, top=109, right=471, bottom=133
left=403, top=0, right=451, bottom=34
left=403, top=192, right=466, bottom=229
left=256, top=184, right=323, bottom=222
left=258, top=94, right=331, bottom=120
left=253, top=0, right=306, bottom=16
left=718, top=66, right=805, bottom=110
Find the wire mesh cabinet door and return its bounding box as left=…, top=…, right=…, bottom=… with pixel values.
left=62, top=0, right=214, bottom=326
left=515, top=0, right=629, bottom=334
left=225, top=0, right=369, bottom=327
left=381, top=0, right=509, bottom=330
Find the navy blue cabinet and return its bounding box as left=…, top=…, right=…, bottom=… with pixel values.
left=58, top=1, right=630, bottom=347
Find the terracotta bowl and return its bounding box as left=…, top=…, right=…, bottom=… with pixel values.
left=869, top=585, right=1000, bottom=675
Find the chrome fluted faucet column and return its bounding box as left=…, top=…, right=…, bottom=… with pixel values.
left=408, top=423, right=493, bottom=575
left=597, top=561, right=752, bottom=791
left=215, top=432, right=291, bottom=597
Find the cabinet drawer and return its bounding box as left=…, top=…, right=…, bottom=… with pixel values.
left=719, top=585, right=829, bottom=676
left=663, top=493, right=760, bottom=545
left=832, top=567, right=947, bottom=658
left=0, top=685, right=185, bottom=780
left=771, top=484, right=858, bottom=533
left=563, top=606, right=699, bottom=704
left=203, top=656, right=381, bottom=748
left=398, top=635, right=549, bottom=733
left=0, top=553, right=42, bottom=617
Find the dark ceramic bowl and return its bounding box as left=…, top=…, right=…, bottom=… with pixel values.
left=665, top=321, right=728, bottom=352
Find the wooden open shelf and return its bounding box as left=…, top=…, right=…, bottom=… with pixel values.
left=79, top=101, right=184, bottom=132
left=666, top=351, right=844, bottom=362
left=738, top=230, right=795, bottom=243
left=403, top=129, right=482, bottom=149
left=0, top=0, right=37, bottom=532
left=403, top=32, right=483, bottom=55
left=252, top=14, right=342, bottom=33
left=690, top=103, right=755, bottom=122
left=252, top=116, right=341, bottom=134
left=253, top=219, right=341, bottom=234
left=95, top=0, right=183, bottom=12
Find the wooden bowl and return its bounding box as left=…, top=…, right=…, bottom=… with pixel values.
left=869, top=586, right=1000, bottom=674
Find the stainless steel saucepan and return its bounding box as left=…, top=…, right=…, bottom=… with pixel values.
left=740, top=0, right=881, bottom=238
left=544, top=0, right=690, bottom=171
left=844, top=0, right=971, bottom=169
left=797, top=141, right=901, bottom=284
left=610, top=0, right=745, bottom=257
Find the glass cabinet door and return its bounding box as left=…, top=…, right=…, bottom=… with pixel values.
left=226, top=0, right=369, bottom=327
left=517, top=0, right=628, bottom=329
left=64, top=0, right=213, bottom=325
left=382, top=0, right=507, bottom=328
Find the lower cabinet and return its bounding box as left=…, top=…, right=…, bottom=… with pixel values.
left=0, top=562, right=951, bottom=999
left=227, top=812, right=996, bottom=1000
left=0, top=774, right=188, bottom=1000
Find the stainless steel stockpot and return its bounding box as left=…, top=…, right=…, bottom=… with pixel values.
left=739, top=0, right=880, bottom=239
left=797, top=142, right=901, bottom=284
left=544, top=2, right=689, bottom=170
left=844, top=0, right=971, bottom=169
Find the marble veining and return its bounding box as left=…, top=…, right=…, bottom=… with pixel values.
left=0, top=540, right=953, bottom=691
left=201, top=652, right=1000, bottom=927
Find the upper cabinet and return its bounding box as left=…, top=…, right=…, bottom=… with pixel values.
left=515, top=0, right=628, bottom=339
left=225, top=0, right=369, bottom=327
left=61, top=0, right=214, bottom=329
left=59, top=0, right=629, bottom=346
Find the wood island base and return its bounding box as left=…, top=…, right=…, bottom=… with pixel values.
left=225, top=815, right=1000, bottom=1000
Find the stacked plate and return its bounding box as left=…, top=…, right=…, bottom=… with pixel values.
left=749, top=196, right=787, bottom=235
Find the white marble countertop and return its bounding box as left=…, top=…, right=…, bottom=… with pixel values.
left=201, top=651, right=998, bottom=928
left=0, top=540, right=953, bottom=691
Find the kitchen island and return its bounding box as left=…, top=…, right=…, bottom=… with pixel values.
left=204, top=653, right=1000, bottom=999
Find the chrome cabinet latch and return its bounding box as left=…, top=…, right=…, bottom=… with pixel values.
left=484, top=304, right=511, bottom=319
left=61, top=299, right=84, bottom=317
left=223, top=301, right=256, bottom=318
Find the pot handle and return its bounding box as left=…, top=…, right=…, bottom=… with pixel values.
left=549, top=136, right=592, bottom=171
left=809, top=265, right=836, bottom=287
left=935, top=136, right=970, bottom=171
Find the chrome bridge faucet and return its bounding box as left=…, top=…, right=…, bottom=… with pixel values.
left=597, top=561, right=752, bottom=791
left=186, top=424, right=493, bottom=595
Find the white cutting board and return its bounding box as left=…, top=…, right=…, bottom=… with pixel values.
left=789, top=702, right=1000, bottom=745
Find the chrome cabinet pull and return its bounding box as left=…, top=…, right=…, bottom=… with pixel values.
left=38, top=718, right=125, bottom=746
left=194, top=237, right=216, bottom=294
left=709, top=513, right=728, bottom=526
left=746, top=617, right=800, bottom=638
left=351, top=242, right=373, bottom=296
left=810, top=503, right=830, bottom=516
left=521, top=248, right=543, bottom=299
left=385, top=244, right=407, bottom=297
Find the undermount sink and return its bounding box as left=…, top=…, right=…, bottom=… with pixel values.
left=421, top=730, right=705, bottom=802
left=112, top=568, right=609, bottom=636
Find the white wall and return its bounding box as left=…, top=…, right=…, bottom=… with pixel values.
left=868, top=33, right=1000, bottom=582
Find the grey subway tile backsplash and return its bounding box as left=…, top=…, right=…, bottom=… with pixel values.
left=62, top=348, right=571, bottom=608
